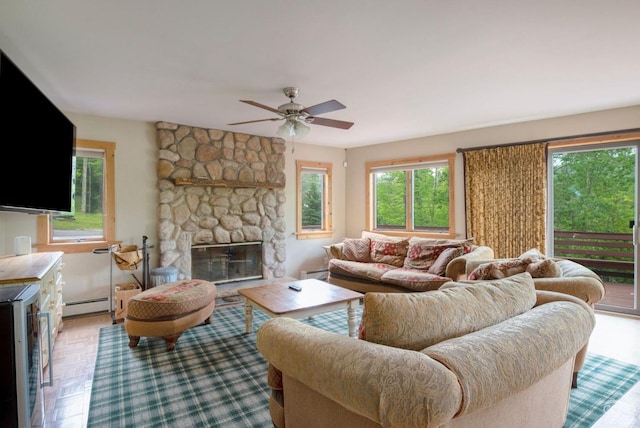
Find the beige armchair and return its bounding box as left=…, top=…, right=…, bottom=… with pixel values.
left=465, top=252, right=605, bottom=387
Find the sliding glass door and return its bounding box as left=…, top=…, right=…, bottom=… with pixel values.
left=548, top=141, right=639, bottom=316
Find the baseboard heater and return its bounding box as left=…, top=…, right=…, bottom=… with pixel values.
left=300, top=269, right=328, bottom=280
left=63, top=297, right=110, bottom=317
left=65, top=297, right=108, bottom=306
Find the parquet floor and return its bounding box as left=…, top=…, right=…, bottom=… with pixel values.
left=44, top=309, right=640, bottom=428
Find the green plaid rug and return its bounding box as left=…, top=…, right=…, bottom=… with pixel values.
left=564, top=353, right=640, bottom=427
left=87, top=305, right=355, bottom=427
left=88, top=305, right=640, bottom=428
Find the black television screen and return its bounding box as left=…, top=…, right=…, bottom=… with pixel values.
left=0, top=49, right=76, bottom=214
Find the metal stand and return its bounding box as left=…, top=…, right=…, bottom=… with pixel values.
left=92, top=236, right=153, bottom=324
left=92, top=244, right=119, bottom=324
left=142, top=236, right=151, bottom=290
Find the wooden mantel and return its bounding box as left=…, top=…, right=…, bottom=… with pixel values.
left=174, top=178, right=284, bottom=189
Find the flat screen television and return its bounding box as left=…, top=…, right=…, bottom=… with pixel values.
left=0, top=49, right=76, bottom=214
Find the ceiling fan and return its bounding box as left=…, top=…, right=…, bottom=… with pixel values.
left=228, top=87, right=354, bottom=139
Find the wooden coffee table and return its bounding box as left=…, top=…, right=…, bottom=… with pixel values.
left=238, top=278, right=364, bottom=337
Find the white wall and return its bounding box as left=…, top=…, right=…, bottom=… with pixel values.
left=0, top=113, right=347, bottom=315
left=1, top=105, right=637, bottom=315
left=283, top=143, right=347, bottom=278
left=344, top=105, right=640, bottom=239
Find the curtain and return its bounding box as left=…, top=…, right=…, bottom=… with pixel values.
left=463, top=142, right=547, bottom=258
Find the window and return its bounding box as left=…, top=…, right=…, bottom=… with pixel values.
left=296, top=160, right=333, bottom=239
left=366, top=154, right=456, bottom=237
left=37, top=139, right=117, bottom=254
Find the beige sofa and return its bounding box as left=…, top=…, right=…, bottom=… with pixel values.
left=257, top=273, right=595, bottom=428
left=464, top=249, right=605, bottom=386
left=325, top=231, right=494, bottom=293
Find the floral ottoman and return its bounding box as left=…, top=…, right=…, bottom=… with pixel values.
left=124, top=279, right=217, bottom=351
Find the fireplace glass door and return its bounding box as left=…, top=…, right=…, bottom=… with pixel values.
left=192, top=242, right=262, bottom=284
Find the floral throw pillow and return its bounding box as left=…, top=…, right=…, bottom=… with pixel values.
left=428, top=246, right=464, bottom=276
left=369, top=238, right=409, bottom=267
left=405, top=243, right=467, bottom=270
left=341, top=238, right=371, bottom=262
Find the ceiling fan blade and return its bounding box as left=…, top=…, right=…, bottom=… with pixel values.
left=228, top=118, right=282, bottom=125
left=309, top=116, right=354, bottom=129
left=302, top=99, right=346, bottom=116
left=240, top=100, right=282, bottom=114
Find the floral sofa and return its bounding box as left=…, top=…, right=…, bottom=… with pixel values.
left=257, top=273, right=595, bottom=428
left=325, top=231, right=494, bottom=293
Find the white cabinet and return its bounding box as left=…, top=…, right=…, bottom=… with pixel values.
left=41, top=255, right=64, bottom=342
left=0, top=251, right=65, bottom=366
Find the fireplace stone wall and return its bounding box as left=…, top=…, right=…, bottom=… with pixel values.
left=155, top=121, right=287, bottom=280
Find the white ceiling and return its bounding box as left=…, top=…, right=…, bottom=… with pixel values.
left=1, top=1, right=639, bottom=149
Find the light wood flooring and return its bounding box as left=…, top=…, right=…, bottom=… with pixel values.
left=44, top=308, right=640, bottom=428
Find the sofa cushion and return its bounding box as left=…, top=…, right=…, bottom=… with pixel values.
left=341, top=237, right=371, bottom=262
left=329, top=259, right=397, bottom=282
left=380, top=268, right=451, bottom=291
left=369, top=238, right=409, bottom=267
left=404, top=238, right=474, bottom=270
left=360, top=273, right=536, bottom=350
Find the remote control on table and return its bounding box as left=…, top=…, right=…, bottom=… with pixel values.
left=288, top=284, right=302, bottom=291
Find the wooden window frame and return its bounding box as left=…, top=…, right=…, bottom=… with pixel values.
left=365, top=153, right=456, bottom=239
left=296, top=160, right=333, bottom=239
left=35, top=139, right=119, bottom=254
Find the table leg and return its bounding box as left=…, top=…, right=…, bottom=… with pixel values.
left=347, top=300, right=358, bottom=338
left=244, top=301, right=254, bottom=333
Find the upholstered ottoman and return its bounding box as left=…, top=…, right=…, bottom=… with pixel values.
left=125, top=279, right=217, bottom=351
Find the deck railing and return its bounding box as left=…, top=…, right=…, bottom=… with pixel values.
left=553, top=231, right=634, bottom=282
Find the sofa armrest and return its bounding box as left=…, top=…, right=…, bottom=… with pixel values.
left=323, top=242, right=344, bottom=260
left=446, top=245, right=495, bottom=280
left=533, top=276, right=605, bottom=307
left=256, top=317, right=462, bottom=427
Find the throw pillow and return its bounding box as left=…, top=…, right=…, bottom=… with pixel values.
left=404, top=238, right=475, bottom=270
left=341, top=237, right=371, bottom=262
left=369, top=238, right=409, bottom=267
left=526, top=259, right=562, bottom=278
left=519, top=248, right=545, bottom=261
left=361, top=230, right=406, bottom=243
left=428, top=246, right=464, bottom=276
left=468, top=258, right=529, bottom=280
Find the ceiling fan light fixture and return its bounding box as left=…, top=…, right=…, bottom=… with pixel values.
left=276, top=120, right=295, bottom=138
left=293, top=120, right=310, bottom=139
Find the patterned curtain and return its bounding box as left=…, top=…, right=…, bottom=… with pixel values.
left=463, top=142, right=548, bottom=258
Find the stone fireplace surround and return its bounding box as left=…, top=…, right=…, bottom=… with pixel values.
left=156, top=121, right=287, bottom=284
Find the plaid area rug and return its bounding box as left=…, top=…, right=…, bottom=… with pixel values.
left=88, top=305, right=640, bottom=428
left=564, top=353, right=640, bottom=428
left=87, top=305, right=355, bottom=427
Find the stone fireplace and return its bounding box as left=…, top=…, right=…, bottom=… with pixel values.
left=155, top=121, right=287, bottom=282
